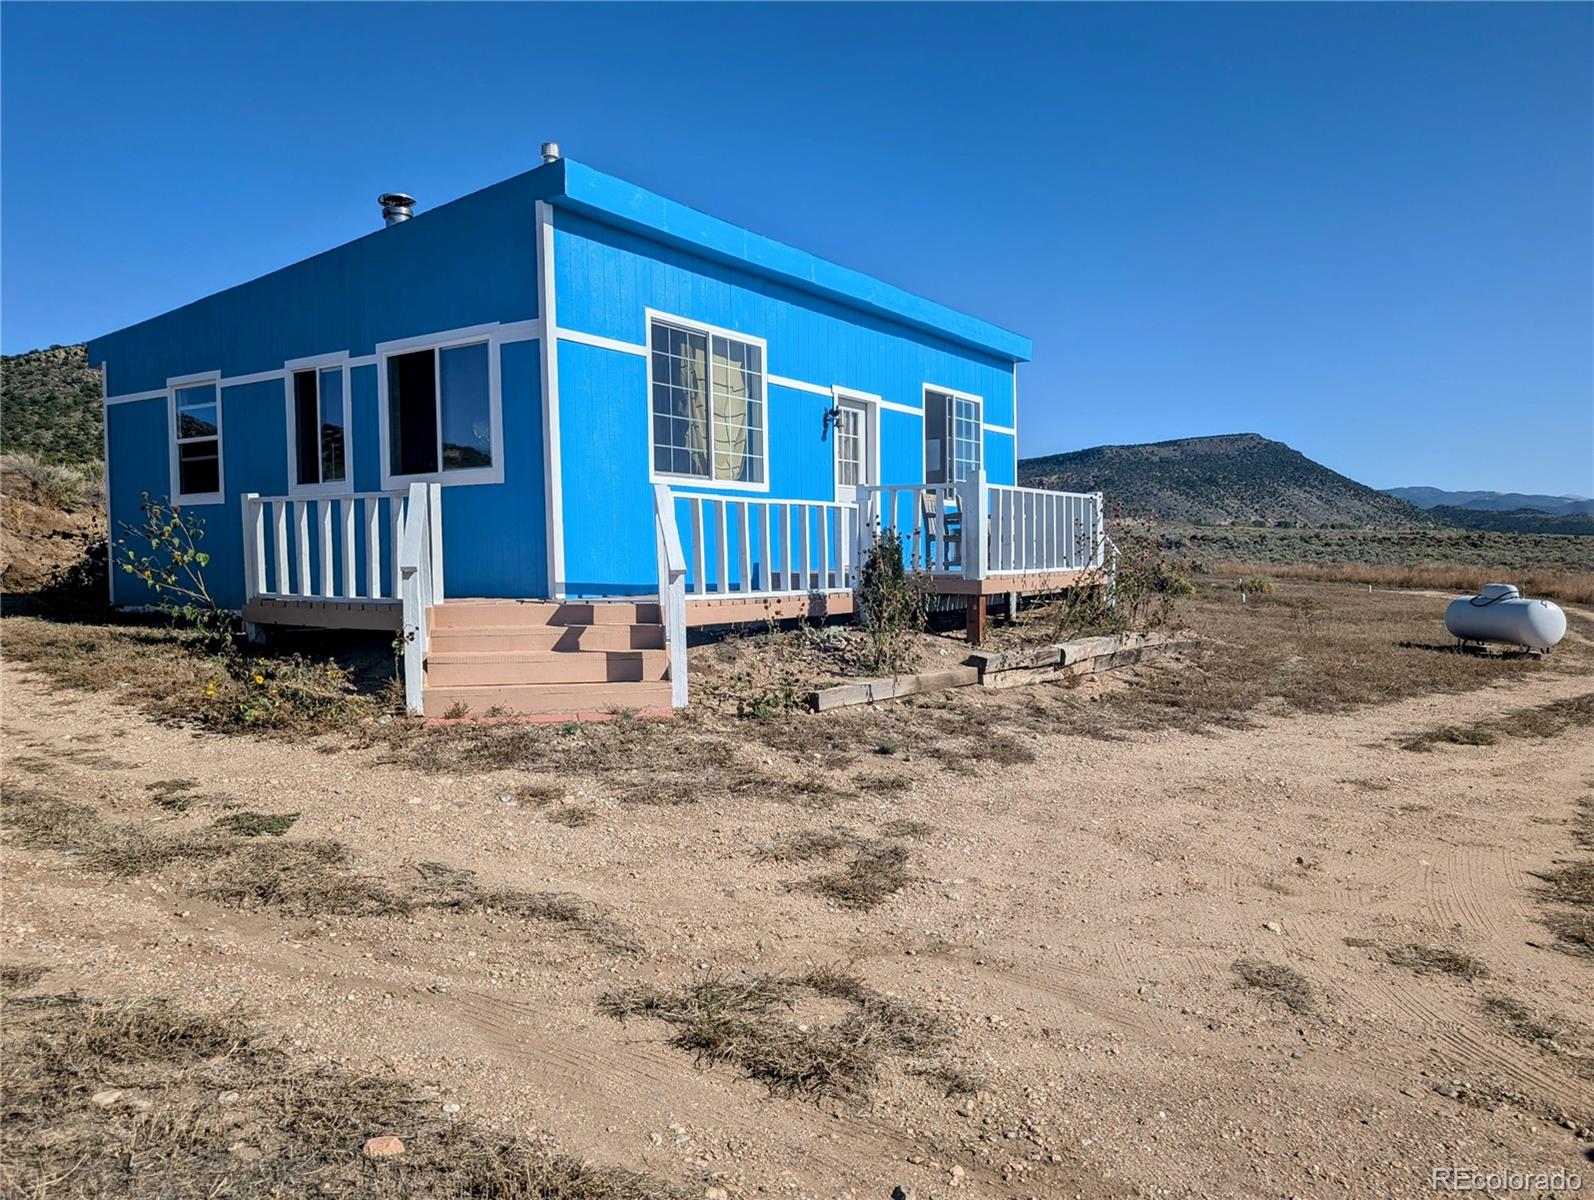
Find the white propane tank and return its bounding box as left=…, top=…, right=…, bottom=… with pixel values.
left=1444, top=583, right=1567, bottom=650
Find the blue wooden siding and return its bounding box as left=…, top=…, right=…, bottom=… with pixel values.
left=89, top=174, right=544, bottom=397
left=551, top=208, right=1017, bottom=596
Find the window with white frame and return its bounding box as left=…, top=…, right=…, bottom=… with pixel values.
left=384, top=338, right=494, bottom=480
left=290, top=363, right=349, bottom=491
left=171, top=378, right=222, bottom=502
left=649, top=316, right=765, bottom=486
left=923, top=388, right=982, bottom=484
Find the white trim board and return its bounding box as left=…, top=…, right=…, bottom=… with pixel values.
left=536, top=200, right=566, bottom=598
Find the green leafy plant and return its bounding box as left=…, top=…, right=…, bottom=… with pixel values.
left=855, top=528, right=931, bottom=674
left=116, top=494, right=237, bottom=653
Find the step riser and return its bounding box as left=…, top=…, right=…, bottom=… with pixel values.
left=428, top=625, right=665, bottom=653
left=425, top=652, right=668, bottom=687
left=431, top=602, right=661, bottom=629
left=423, top=682, right=673, bottom=718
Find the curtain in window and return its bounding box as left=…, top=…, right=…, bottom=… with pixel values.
left=714, top=344, right=749, bottom=481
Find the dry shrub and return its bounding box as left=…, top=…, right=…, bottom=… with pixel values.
left=1348, top=939, right=1489, bottom=980
left=0, top=992, right=681, bottom=1199
left=1480, top=994, right=1583, bottom=1048
left=877, top=818, right=934, bottom=839
left=598, top=966, right=953, bottom=1101
left=1233, top=959, right=1315, bottom=1014
left=1, top=451, right=98, bottom=510
left=213, top=811, right=299, bottom=837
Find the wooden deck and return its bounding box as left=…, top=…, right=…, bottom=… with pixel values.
left=243, top=597, right=402, bottom=632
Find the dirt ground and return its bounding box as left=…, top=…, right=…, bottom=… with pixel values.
left=4, top=583, right=1594, bottom=1199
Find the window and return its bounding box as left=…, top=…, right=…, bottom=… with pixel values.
left=289, top=362, right=349, bottom=493
left=379, top=334, right=498, bottom=485
left=649, top=315, right=766, bottom=487
left=836, top=405, right=862, bottom=487
left=923, top=387, right=982, bottom=484
left=170, top=376, right=222, bottom=503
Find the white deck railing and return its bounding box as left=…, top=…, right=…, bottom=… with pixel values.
left=667, top=491, right=865, bottom=598
left=242, top=484, right=442, bottom=715
left=862, top=476, right=1105, bottom=579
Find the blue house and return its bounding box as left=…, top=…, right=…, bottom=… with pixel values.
left=91, top=148, right=1106, bottom=717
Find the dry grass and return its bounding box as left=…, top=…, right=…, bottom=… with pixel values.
left=1399, top=691, right=1594, bottom=753
left=0, top=991, right=681, bottom=1199
left=1, top=785, right=636, bottom=952
left=876, top=818, right=934, bottom=840
left=1480, top=994, right=1583, bottom=1049
left=1345, top=938, right=1489, bottom=980
left=1233, top=959, right=1315, bottom=1014
left=755, top=827, right=918, bottom=911
left=3, top=615, right=392, bottom=736
left=1206, top=560, right=1594, bottom=607
left=547, top=804, right=596, bottom=828
left=1007, top=582, right=1582, bottom=742
left=0, top=963, right=51, bottom=992
left=803, top=843, right=913, bottom=911
left=598, top=966, right=956, bottom=1101
left=213, top=810, right=299, bottom=837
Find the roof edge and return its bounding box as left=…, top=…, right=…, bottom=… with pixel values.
left=550, top=160, right=1032, bottom=364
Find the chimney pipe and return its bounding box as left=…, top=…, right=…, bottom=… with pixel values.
left=540, top=142, right=561, bottom=165
left=378, top=193, right=415, bottom=227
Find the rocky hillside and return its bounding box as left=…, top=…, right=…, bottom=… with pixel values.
left=1, top=343, right=103, bottom=466
left=1019, top=434, right=1427, bottom=527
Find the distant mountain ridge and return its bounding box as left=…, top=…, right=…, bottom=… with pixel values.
left=1018, top=433, right=1426, bottom=527
left=1383, top=486, right=1593, bottom=516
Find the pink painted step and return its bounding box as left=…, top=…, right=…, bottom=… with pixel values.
left=430, top=600, right=661, bottom=629
left=427, top=623, right=665, bottom=653
left=422, top=681, right=673, bottom=719
left=425, top=649, right=668, bottom=687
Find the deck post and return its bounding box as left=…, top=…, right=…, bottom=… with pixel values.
left=960, top=469, right=989, bottom=582
left=427, top=483, right=445, bottom=604
left=653, top=484, right=689, bottom=708
left=966, top=596, right=988, bottom=645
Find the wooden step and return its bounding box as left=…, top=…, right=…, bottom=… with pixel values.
left=431, top=600, right=662, bottom=629
left=427, top=623, right=665, bottom=653
left=422, top=681, right=673, bottom=718
left=425, top=649, right=668, bottom=687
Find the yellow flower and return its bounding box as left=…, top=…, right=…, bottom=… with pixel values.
left=253, top=673, right=266, bottom=685
left=204, top=680, right=218, bottom=698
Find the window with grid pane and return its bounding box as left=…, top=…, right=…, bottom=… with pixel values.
left=836, top=406, right=862, bottom=486
left=650, top=318, right=765, bottom=485
left=951, top=395, right=982, bottom=482
left=173, top=381, right=221, bottom=500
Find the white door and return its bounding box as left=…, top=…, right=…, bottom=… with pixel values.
left=834, top=398, right=872, bottom=503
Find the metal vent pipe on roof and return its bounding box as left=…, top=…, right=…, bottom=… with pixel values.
left=379, top=193, right=415, bottom=227
left=541, top=142, right=561, bottom=164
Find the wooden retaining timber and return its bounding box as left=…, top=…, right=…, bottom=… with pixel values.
left=967, top=632, right=1200, bottom=689
left=806, top=667, right=981, bottom=712
left=805, top=632, right=1196, bottom=711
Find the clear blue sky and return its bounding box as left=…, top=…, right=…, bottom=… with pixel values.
left=4, top=2, right=1590, bottom=495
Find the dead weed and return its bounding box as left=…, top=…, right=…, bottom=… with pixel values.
left=1233, top=958, right=1315, bottom=1014
left=598, top=966, right=954, bottom=1101
left=0, top=991, right=681, bottom=1198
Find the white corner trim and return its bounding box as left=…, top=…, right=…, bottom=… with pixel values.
left=100, top=363, right=115, bottom=606
left=984, top=423, right=1016, bottom=436
left=537, top=200, right=566, bottom=598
